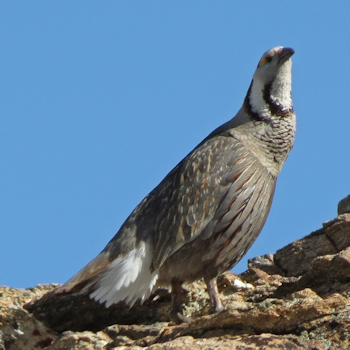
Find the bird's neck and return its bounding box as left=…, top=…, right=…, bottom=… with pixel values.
left=237, top=66, right=295, bottom=176
left=245, top=63, right=293, bottom=121
left=268, top=62, right=293, bottom=114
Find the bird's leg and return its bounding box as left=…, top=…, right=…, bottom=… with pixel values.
left=171, top=280, right=183, bottom=315
left=204, top=276, right=223, bottom=314
left=170, top=280, right=192, bottom=323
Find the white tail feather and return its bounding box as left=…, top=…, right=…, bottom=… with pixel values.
left=84, top=241, right=158, bottom=308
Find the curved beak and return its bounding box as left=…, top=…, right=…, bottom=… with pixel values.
left=279, top=47, right=295, bottom=63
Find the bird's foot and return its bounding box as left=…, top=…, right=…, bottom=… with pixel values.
left=205, top=276, right=224, bottom=314
left=208, top=304, right=224, bottom=314
left=170, top=311, right=193, bottom=324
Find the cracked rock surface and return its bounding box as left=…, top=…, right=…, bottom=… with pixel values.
left=2, top=196, right=350, bottom=349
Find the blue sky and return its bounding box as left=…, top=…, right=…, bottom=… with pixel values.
left=1, top=2, right=350, bottom=289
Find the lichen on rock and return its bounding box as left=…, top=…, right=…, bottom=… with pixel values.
left=1, top=196, right=350, bottom=349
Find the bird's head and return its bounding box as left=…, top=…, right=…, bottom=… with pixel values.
left=247, top=46, right=295, bottom=120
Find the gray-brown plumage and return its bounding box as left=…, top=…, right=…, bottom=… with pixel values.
left=56, top=46, right=296, bottom=321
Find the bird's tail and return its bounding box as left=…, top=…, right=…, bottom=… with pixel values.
left=82, top=241, right=159, bottom=307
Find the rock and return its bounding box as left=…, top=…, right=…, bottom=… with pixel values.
left=323, top=213, right=350, bottom=251
left=24, top=287, right=172, bottom=333
left=275, top=246, right=350, bottom=297
left=49, top=331, right=111, bottom=350
left=0, top=285, right=57, bottom=349
left=247, top=253, right=284, bottom=276
left=274, top=228, right=338, bottom=276
left=148, top=334, right=328, bottom=349
left=2, top=199, right=350, bottom=349
left=338, top=195, right=350, bottom=215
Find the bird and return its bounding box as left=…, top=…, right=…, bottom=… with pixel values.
left=55, top=46, right=296, bottom=322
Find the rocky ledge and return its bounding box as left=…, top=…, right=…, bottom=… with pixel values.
left=1, top=196, right=350, bottom=349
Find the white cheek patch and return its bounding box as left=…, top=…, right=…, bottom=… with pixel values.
left=249, top=59, right=293, bottom=118
left=250, top=79, right=271, bottom=118
left=85, top=241, right=159, bottom=308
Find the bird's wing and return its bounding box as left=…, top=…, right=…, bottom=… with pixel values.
left=150, top=132, right=266, bottom=268
left=200, top=148, right=276, bottom=268
left=56, top=131, right=270, bottom=294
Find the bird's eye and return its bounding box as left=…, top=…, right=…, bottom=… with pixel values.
left=259, top=56, right=273, bottom=67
